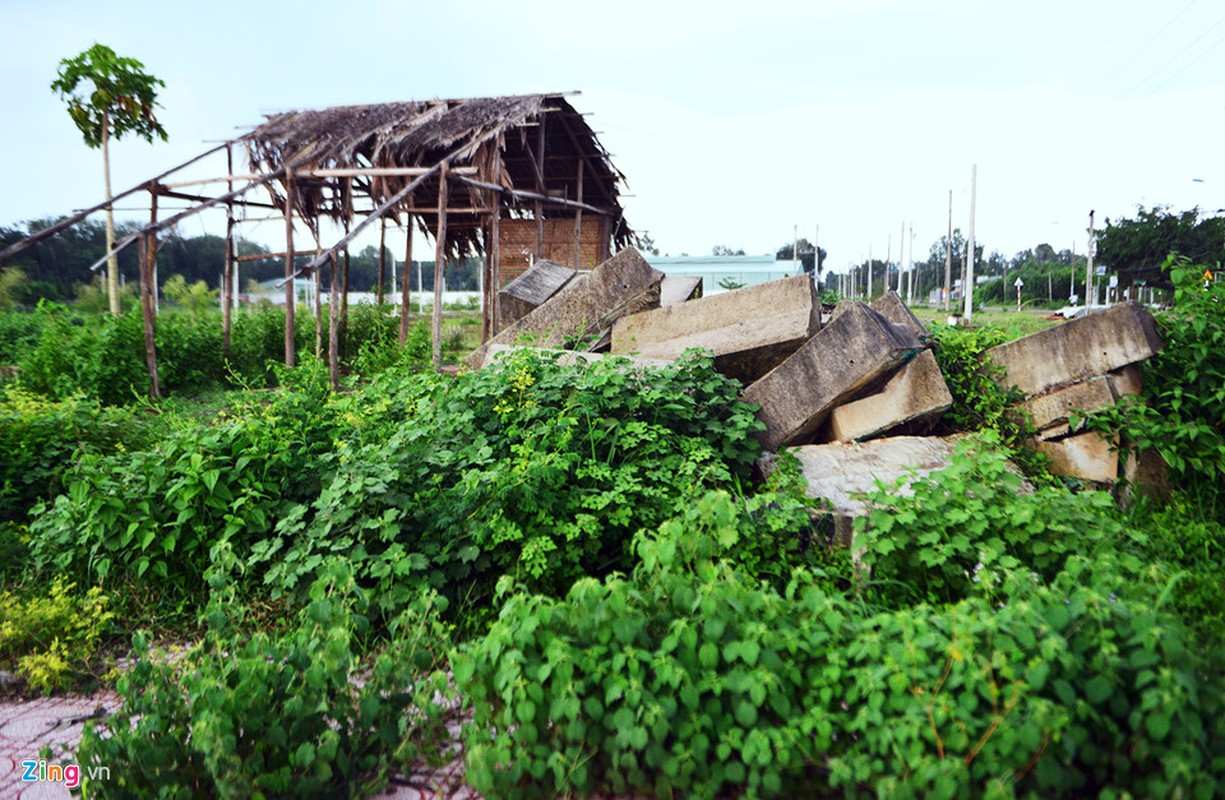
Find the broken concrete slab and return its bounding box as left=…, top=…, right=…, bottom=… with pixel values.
left=1107, top=364, right=1143, bottom=399
left=467, top=248, right=663, bottom=370
left=1022, top=376, right=1115, bottom=433
left=477, top=343, right=674, bottom=371
left=762, top=435, right=969, bottom=545
left=829, top=291, right=929, bottom=341
left=826, top=349, right=953, bottom=443
left=1036, top=431, right=1119, bottom=483
left=660, top=275, right=703, bottom=308
left=611, top=275, right=819, bottom=384
left=986, top=302, right=1162, bottom=397
left=497, top=260, right=579, bottom=329
left=742, top=301, right=923, bottom=451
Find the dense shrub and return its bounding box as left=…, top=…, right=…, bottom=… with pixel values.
left=251, top=348, right=766, bottom=627
left=27, top=363, right=342, bottom=599
left=0, top=386, right=149, bottom=525
left=455, top=484, right=1223, bottom=798
left=76, top=565, right=451, bottom=798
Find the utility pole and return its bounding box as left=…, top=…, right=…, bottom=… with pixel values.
left=907, top=222, right=915, bottom=305
left=814, top=224, right=820, bottom=292
left=964, top=165, right=977, bottom=322
left=1085, top=210, right=1095, bottom=309
left=867, top=244, right=873, bottom=300
left=944, top=190, right=953, bottom=310
left=885, top=236, right=891, bottom=296
left=897, top=221, right=905, bottom=293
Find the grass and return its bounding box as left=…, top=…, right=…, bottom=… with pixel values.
left=909, top=304, right=1063, bottom=339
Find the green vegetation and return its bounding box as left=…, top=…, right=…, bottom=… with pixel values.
left=0, top=255, right=1221, bottom=797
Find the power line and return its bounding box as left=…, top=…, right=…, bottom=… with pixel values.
left=1127, top=10, right=1225, bottom=95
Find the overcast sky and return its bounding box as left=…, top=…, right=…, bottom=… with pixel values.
left=2, top=0, right=1223, bottom=272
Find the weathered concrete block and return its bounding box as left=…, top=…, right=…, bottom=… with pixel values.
left=742, top=302, right=922, bottom=451
left=468, top=248, right=663, bottom=369
left=1107, top=364, right=1143, bottom=399
left=477, top=344, right=674, bottom=371
left=829, top=291, right=929, bottom=340
left=827, top=349, right=952, bottom=443
left=986, top=302, right=1162, bottom=397
left=611, top=275, right=819, bottom=384
left=660, top=275, right=703, bottom=307
left=497, top=260, right=579, bottom=329
left=1119, top=446, right=1170, bottom=506
left=1036, top=431, right=1118, bottom=483
left=1022, top=376, right=1115, bottom=432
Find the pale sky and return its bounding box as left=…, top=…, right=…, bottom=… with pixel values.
left=2, top=0, right=1223, bottom=273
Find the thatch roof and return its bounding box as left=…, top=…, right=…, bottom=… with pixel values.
left=240, top=93, right=632, bottom=258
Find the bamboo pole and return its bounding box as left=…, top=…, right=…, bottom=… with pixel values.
left=340, top=186, right=351, bottom=359
left=534, top=120, right=545, bottom=259
left=283, top=176, right=297, bottom=367
left=159, top=165, right=477, bottom=190
left=432, top=164, right=449, bottom=368
left=141, top=190, right=161, bottom=399
left=313, top=231, right=324, bottom=359
left=453, top=176, right=610, bottom=216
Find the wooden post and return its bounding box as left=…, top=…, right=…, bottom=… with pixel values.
left=491, top=207, right=501, bottom=335
left=312, top=232, right=324, bottom=359
left=141, top=189, right=161, bottom=399
left=534, top=120, right=545, bottom=259
left=328, top=254, right=340, bottom=392
left=432, top=163, right=449, bottom=368
left=573, top=161, right=584, bottom=269
left=481, top=219, right=493, bottom=342
left=283, top=177, right=297, bottom=367
left=377, top=216, right=387, bottom=306
left=222, top=143, right=234, bottom=354
left=399, top=223, right=414, bottom=346
left=340, top=179, right=351, bottom=358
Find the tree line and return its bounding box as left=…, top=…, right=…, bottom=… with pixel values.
left=0, top=217, right=481, bottom=307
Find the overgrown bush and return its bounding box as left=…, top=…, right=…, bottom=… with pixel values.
left=0, top=577, right=113, bottom=694
left=250, top=348, right=766, bottom=628
left=76, top=564, right=451, bottom=798
left=0, top=386, right=149, bottom=525
left=27, top=363, right=342, bottom=600
left=455, top=489, right=1223, bottom=798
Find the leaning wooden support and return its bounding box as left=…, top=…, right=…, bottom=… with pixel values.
left=140, top=191, right=161, bottom=399
left=283, top=176, right=297, bottom=367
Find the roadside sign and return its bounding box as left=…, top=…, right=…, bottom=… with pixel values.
left=1095, top=266, right=1107, bottom=276
left=1013, top=277, right=1024, bottom=287
left=1108, top=276, right=1118, bottom=288
left=1204, top=269, right=1215, bottom=283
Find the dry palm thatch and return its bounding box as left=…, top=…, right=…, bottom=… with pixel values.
left=241, top=93, right=633, bottom=260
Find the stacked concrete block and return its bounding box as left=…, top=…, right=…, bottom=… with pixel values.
left=742, top=302, right=923, bottom=451
left=467, top=248, right=663, bottom=370
left=986, top=302, right=1163, bottom=482
left=659, top=275, right=703, bottom=308
left=826, top=349, right=953, bottom=443
left=496, top=260, right=579, bottom=330
left=611, top=275, right=820, bottom=384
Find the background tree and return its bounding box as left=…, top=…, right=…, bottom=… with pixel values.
left=776, top=239, right=827, bottom=275
left=52, top=44, right=168, bottom=316
left=711, top=245, right=746, bottom=256
left=1096, top=205, right=1225, bottom=290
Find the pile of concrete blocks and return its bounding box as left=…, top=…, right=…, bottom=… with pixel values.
left=984, top=302, right=1164, bottom=484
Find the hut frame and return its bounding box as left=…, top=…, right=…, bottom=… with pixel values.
left=0, top=92, right=633, bottom=393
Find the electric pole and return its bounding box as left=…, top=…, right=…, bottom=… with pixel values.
left=964, top=165, right=977, bottom=322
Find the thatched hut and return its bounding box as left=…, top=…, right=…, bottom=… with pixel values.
left=0, top=92, right=635, bottom=391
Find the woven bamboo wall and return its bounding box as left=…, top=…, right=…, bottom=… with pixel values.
left=497, top=216, right=611, bottom=285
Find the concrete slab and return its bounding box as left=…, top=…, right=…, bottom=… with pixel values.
left=611, top=275, right=819, bottom=384
left=1107, top=364, right=1144, bottom=399
left=826, top=349, right=952, bottom=443
left=660, top=275, right=703, bottom=307
left=477, top=343, right=674, bottom=370
left=1036, top=431, right=1119, bottom=483
left=742, top=301, right=922, bottom=451
left=829, top=291, right=929, bottom=340
left=1022, top=376, right=1115, bottom=432
left=985, top=302, right=1162, bottom=397
left=467, top=248, right=663, bottom=370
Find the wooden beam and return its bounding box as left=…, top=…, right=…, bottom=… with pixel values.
left=453, top=176, right=611, bottom=216
left=222, top=143, right=235, bottom=355
left=235, top=249, right=323, bottom=263
left=160, top=165, right=479, bottom=190
left=399, top=225, right=413, bottom=346
left=84, top=167, right=288, bottom=275
left=141, top=190, right=162, bottom=399
left=0, top=143, right=227, bottom=265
